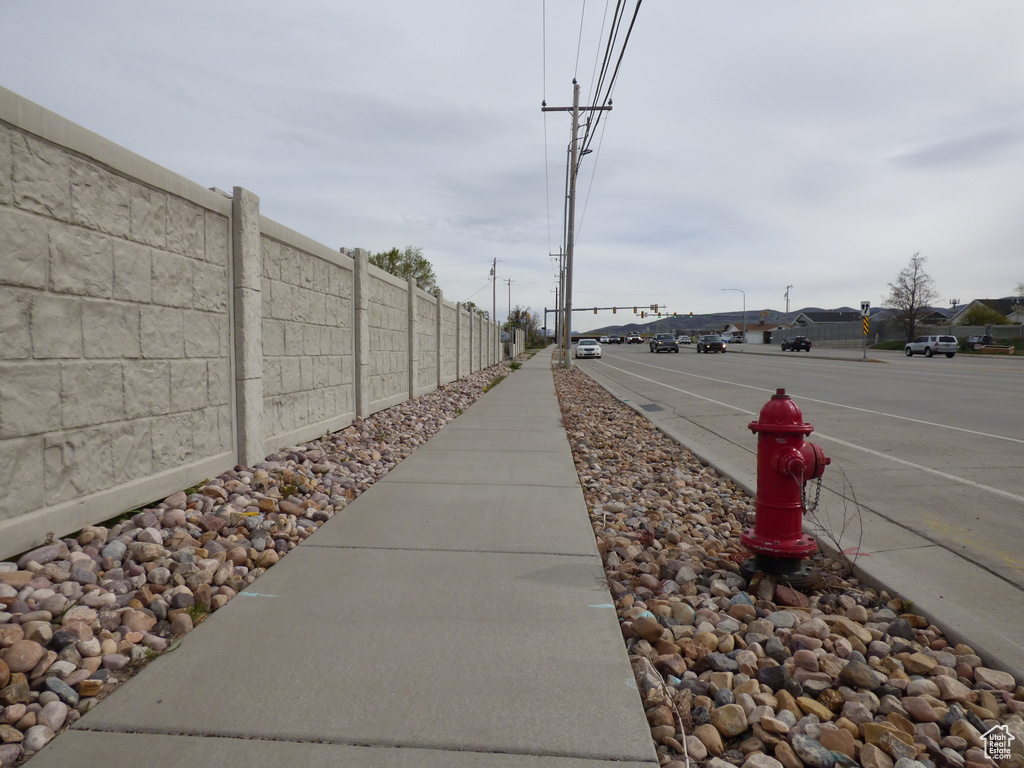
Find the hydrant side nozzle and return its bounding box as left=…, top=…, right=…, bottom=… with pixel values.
left=778, top=450, right=806, bottom=479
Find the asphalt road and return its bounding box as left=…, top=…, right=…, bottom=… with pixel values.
left=575, top=341, right=1024, bottom=676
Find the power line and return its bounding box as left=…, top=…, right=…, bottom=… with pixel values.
left=574, top=0, right=588, bottom=79
left=581, top=0, right=642, bottom=157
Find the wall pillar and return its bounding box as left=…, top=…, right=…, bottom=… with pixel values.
left=354, top=249, right=370, bottom=418
left=455, top=303, right=463, bottom=379
left=408, top=277, right=417, bottom=398
left=232, top=187, right=264, bottom=466
left=435, top=289, right=443, bottom=388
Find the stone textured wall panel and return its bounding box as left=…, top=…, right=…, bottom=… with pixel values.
left=48, top=223, right=114, bottom=299
left=31, top=294, right=83, bottom=359
left=0, top=286, right=32, bottom=358
left=0, top=123, right=12, bottom=205
left=0, top=437, right=44, bottom=521
left=140, top=305, right=185, bottom=359
left=129, top=183, right=167, bottom=248
left=259, top=233, right=355, bottom=446
left=60, top=361, right=124, bottom=430
left=82, top=300, right=141, bottom=359
left=0, top=205, right=49, bottom=289
left=167, top=196, right=205, bottom=256
left=70, top=157, right=131, bottom=237
left=12, top=132, right=71, bottom=220
left=0, top=362, right=61, bottom=438
left=112, top=240, right=153, bottom=303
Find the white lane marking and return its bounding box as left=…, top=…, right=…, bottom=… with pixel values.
left=611, top=358, right=1024, bottom=446
left=811, top=432, right=1024, bottom=504
left=594, top=360, right=1024, bottom=505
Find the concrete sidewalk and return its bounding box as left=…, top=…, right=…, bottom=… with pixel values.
left=31, top=353, right=658, bottom=768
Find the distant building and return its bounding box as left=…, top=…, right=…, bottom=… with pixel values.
left=949, top=297, right=1024, bottom=325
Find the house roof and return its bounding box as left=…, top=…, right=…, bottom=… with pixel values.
left=950, top=297, right=1023, bottom=323
left=793, top=311, right=862, bottom=324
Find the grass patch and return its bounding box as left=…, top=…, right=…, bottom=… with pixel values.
left=483, top=374, right=508, bottom=392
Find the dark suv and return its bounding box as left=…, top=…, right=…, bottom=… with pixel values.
left=696, top=335, right=726, bottom=353
left=781, top=336, right=812, bottom=352
left=649, top=333, right=679, bottom=353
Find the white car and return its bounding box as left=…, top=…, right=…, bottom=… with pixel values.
left=574, top=339, right=602, bottom=359
left=905, top=335, right=957, bottom=358
left=599, top=336, right=610, bottom=344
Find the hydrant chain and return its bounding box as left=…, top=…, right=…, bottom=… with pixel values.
left=801, top=474, right=823, bottom=515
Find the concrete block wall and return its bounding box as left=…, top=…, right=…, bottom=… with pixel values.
left=260, top=221, right=355, bottom=452
left=440, top=301, right=458, bottom=384
left=414, top=290, right=439, bottom=396
left=365, top=265, right=411, bottom=413
left=0, top=86, right=501, bottom=561
left=0, top=88, right=235, bottom=559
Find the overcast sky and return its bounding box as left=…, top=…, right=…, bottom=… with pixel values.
left=3, top=1, right=1022, bottom=330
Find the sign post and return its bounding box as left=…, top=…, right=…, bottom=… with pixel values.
left=861, top=301, right=871, bottom=360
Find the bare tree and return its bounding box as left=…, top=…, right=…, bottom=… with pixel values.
left=884, top=252, right=938, bottom=342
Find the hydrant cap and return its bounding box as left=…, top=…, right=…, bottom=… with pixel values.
left=748, top=388, right=814, bottom=435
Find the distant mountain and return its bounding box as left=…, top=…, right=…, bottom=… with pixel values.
left=581, top=306, right=863, bottom=335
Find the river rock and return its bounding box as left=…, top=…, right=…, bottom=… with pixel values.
left=1, top=641, right=45, bottom=674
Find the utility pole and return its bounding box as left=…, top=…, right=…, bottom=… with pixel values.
left=543, top=80, right=611, bottom=369
left=785, top=285, right=793, bottom=316
left=491, top=257, right=497, bottom=325
left=506, top=278, right=512, bottom=343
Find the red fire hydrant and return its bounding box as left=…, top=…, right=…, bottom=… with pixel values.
left=741, top=388, right=829, bottom=584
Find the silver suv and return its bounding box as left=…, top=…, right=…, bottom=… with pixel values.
left=905, top=335, right=957, bottom=358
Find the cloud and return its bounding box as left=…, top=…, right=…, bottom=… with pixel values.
left=889, top=127, right=1024, bottom=168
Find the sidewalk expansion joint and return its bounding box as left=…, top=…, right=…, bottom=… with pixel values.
left=303, top=543, right=597, bottom=557
left=72, top=725, right=659, bottom=764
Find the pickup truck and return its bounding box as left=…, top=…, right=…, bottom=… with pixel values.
left=626, top=332, right=643, bottom=344
left=649, top=333, right=679, bottom=353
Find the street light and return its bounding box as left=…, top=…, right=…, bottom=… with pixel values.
left=721, top=288, right=746, bottom=342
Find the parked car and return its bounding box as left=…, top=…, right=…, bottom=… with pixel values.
left=626, top=332, right=643, bottom=344
left=964, top=335, right=994, bottom=350
left=905, top=335, right=957, bottom=358
left=781, top=336, right=812, bottom=352
left=649, top=333, right=679, bottom=353
left=676, top=335, right=691, bottom=345
left=696, top=334, right=726, bottom=353
left=574, top=338, right=602, bottom=359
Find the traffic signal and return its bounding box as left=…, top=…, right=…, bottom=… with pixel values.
left=633, top=306, right=637, bottom=313
left=613, top=307, right=616, bottom=314
left=654, top=304, right=658, bottom=313
left=689, top=311, right=693, bottom=318
left=593, top=307, right=597, bottom=314
left=641, top=311, right=645, bottom=318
